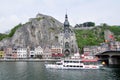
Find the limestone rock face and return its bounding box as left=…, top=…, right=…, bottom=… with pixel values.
left=0, top=13, right=63, bottom=48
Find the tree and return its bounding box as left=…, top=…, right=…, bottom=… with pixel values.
left=83, top=22, right=95, bottom=27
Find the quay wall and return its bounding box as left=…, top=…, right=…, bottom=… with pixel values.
left=0, top=59, right=61, bottom=62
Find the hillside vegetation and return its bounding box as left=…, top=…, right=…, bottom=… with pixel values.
left=74, top=25, right=120, bottom=49
left=0, top=24, right=22, bottom=41
left=0, top=17, right=120, bottom=49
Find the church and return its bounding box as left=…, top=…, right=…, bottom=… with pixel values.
left=58, top=14, right=78, bottom=56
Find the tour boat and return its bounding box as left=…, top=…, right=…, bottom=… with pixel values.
left=45, top=58, right=103, bottom=69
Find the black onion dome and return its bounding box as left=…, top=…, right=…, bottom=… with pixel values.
left=64, top=14, right=69, bottom=26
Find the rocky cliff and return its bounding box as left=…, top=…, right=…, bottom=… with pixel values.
left=0, top=13, right=63, bottom=48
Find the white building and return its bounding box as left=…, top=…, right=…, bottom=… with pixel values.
left=35, top=46, right=43, bottom=58
left=17, top=47, right=27, bottom=58
left=29, top=47, right=35, bottom=58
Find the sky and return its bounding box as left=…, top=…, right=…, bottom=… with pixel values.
left=0, top=0, right=120, bottom=33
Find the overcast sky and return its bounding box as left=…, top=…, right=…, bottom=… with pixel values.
left=0, top=0, right=120, bottom=33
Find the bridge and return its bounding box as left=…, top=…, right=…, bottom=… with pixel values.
left=95, top=50, right=120, bottom=67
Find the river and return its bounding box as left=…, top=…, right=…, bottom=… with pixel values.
left=0, top=62, right=120, bottom=80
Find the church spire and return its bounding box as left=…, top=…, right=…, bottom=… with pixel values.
left=64, top=13, right=69, bottom=26
left=65, top=14, right=68, bottom=21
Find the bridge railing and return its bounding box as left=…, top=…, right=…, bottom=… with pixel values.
left=94, top=49, right=120, bottom=55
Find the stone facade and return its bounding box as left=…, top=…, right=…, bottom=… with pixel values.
left=58, top=14, right=78, bottom=56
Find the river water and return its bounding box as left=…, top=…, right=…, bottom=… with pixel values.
left=0, top=62, right=120, bottom=80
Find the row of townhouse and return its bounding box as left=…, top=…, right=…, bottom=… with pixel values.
left=83, top=45, right=109, bottom=59
left=51, top=45, right=63, bottom=59
left=0, top=45, right=63, bottom=59
left=109, top=41, right=120, bottom=51
left=3, top=47, right=28, bottom=59
left=82, top=41, right=120, bottom=59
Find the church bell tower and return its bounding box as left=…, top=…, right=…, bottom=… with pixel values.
left=58, top=14, right=79, bottom=57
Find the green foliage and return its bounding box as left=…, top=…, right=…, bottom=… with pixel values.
left=74, top=25, right=120, bottom=49
left=109, top=26, right=120, bottom=35
left=0, top=23, right=22, bottom=41
left=74, top=29, right=104, bottom=49
left=0, top=33, right=8, bottom=41
left=8, top=24, right=22, bottom=37
left=109, top=26, right=120, bottom=41
left=83, top=22, right=95, bottom=27
left=75, top=22, right=95, bottom=28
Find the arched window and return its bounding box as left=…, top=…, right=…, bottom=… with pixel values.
left=65, top=42, right=69, bottom=48
left=64, top=49, right=70, bottom=57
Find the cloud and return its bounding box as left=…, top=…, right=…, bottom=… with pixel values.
left=0, top=15, right=29, bottom=33
left=0, top=0, right=120, bottom=33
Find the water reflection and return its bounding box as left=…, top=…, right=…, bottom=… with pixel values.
left=0, top=62, right=120, bottom=80
left=110, top=68, right=120, bottom=80
left=45, top=68, right=120, bottom=80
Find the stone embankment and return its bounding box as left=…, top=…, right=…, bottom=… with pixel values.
left=0, top=59, right=61, bottom=62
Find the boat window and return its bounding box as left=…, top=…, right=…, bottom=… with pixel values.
left=80, top=66, right=83, bottom=67
left=57, top=63, right=62, bottom=65
left=84, top=62, right=98, bottom=65
left=73, top=61, right=75, bottom=63
left=64, top=60, right=81, bottom=63
left=66, top=65, right=73, bottom=67
left=73, top=61, right=79, bottom=63
left=80, top=61, right=83, bottom=63
left=64, top=61, right=69, bottom=63
left=84, top=62, right=89, bottom=65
